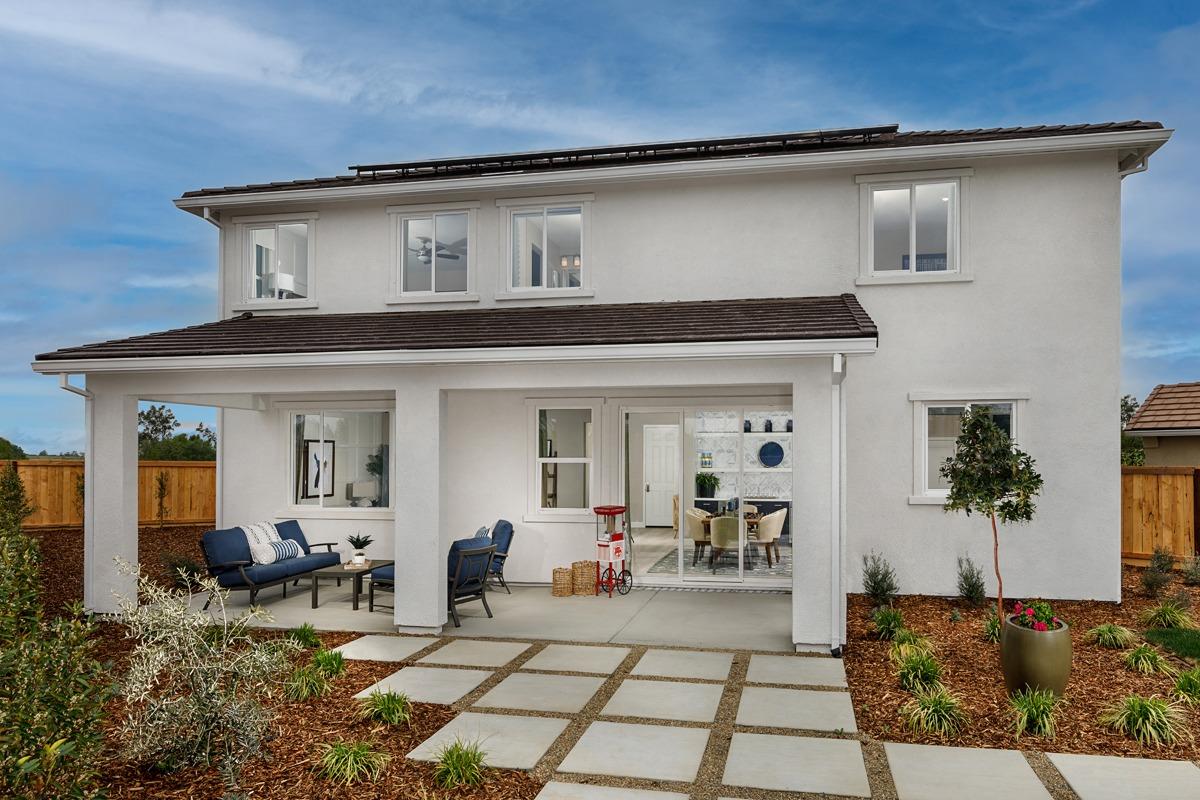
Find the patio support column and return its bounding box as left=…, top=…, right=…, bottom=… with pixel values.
left=85, top=388, right=139, bottom=614
left=392, top=381, right=446, bottom=631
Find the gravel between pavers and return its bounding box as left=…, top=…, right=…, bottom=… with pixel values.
left=1024, top=751, right=1082, bottom=800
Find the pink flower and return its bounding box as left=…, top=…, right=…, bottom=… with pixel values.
left=1014, top=601, right=1023, bottom=612
left=1025, top=607, right=1035, bottom=617
left=1033, top=621, right=1048, bottom=632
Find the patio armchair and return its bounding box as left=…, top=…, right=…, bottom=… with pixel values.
left=486, top=519, right=515, bottom=593
left=199, top=520, right=339, bottom=608
left=685, top=507, right=711, bottom=565
left=368, top=536, right=498, bottom=626
left=748, top=508, right=787, bottom=567
left=708, top=515, right=740, bottom=571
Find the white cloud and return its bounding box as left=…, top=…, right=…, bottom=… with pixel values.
left=125, top=272, right=217, bottom=290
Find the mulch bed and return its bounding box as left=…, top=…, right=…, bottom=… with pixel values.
left=844, top=565, right=1200, bottom=759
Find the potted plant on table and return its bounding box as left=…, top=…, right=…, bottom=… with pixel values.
left=940, top=406, right=1064, bottom=695
left=347, top=533, right=374, bottom=566
left=695, top=472, right=720, bottom=499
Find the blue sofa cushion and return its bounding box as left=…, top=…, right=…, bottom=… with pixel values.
left=447, top=534, right=491, bottom=577
left=282, top=551, right=339, bottom=576
left=274, top=519, right=311, bottom=554
left=371, top=564, right=395, bottom=583
left=201, top=527, right=252, bottom=576
left=215, top=560, right=291, bottom=588
left=488, top=519, right=514, bottom=571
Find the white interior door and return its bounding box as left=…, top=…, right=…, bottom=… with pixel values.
left=643, top=424, right=679, bottom=527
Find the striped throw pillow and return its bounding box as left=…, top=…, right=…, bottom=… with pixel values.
left=269, top=539, right=301, bottom=562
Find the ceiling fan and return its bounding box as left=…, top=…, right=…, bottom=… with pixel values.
left=408, top=235, right=466, bottom=264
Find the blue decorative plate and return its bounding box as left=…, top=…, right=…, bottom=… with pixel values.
left=758, top=441, right=784, bottom=468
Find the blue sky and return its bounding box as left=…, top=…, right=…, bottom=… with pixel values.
left=0, top=0, right=1197, bottom=453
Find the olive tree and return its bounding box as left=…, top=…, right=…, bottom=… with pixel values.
left=940, top=405, right=1043, bottom=622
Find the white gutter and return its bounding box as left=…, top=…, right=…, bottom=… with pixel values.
left=830, top=354, right=846, bottom=655
left=174, top=129, right=1173, bottom=212
left=31, top=336, right=879, bottom=375
left=1124, top=428, right=1200, bottom=438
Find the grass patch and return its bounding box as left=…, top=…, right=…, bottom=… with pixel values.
left=1085, top=623, right=1137, bottom=649
left=358, top=690, right=413, bottom=726
left=285, top=664, right=332, bottom=701
left=1100, top=695, right=1188, bottom=746
left=432, top=738, right=487, bottom=789
left=897, top=650, right=941, bottom=693
left=312, top=648, right=346, bottom=678
left=1141, top=599, right=1195, bottom=630
left=871, top=606, right=905, bottom=640
left=316, top=740, right=390, bottom=785
left=1123, top=644, right=1177, bottom=676
left=1010, top=687, right=1058, bottom=738
left=288, top=623, right=322, bottom=649
left=900, top=684, right=967, bottom=737
left=1144, top=627, right=1200, bottom=660
left=1174, top=668, right=1200, bottom=705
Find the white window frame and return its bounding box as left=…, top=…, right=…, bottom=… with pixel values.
left=232, top=211, right=318, bottom=311
left=856, top=169, right=971, bottom=286
left=909, top=391, right=1028, bottom=504
left=526, top=399, right=601, bottom=522
left=282, top=402, right=396, bottom=519
left=386, top=201, right=480, bottom=304
left=498, top=194, right=593, bottom=299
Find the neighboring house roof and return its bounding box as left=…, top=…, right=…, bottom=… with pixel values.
left=179, top=121, right=1164, bottom=199
left=1126, top=382, right=1200, bottom=433
left=35, top=295, right=877, bottom=362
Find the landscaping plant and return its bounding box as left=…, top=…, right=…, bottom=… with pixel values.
left=1173, top=667, right=1200, bottom=705
left=358, top=690, right=413, bottom=726
left=1122, top=644, right=1176, bottom=676
left=115, top=560, right=300, bottom=795
left=1181, top=555, right=1200, bottom=586
left=0, top=464, right=108, bottom=799
left=897, top=650, right=942, bottom=693
left=1100, top=695, right=1187, bottom=746
left=1144, top=627, right=1200, bottom=660
left=288, top=622, right=322, bottom=648
left=889, top=628, right=934, bottom=665
left=870, top=606, right=905, bottom=640
left=1010, top=687, right=1058, bottom=738
left=285, top=664, right=332, bottom=700
left=162, top=552, right=205, bottom=590
left=900, top=684, right=967, bottom=737
left=316, top=740, right=390, bottom=785
left=861, top=551, right=898, bottom=607
left=1010, top=600, right=1064, bottom=632
left=1085, top=623, right=1136, bottom=649
left=940, top=405, right=1043, bottom=623
left=982, top=611, right=1001, bottom=644
left=312, top=648, right=346, bottom=678
left=956, top=556, right=986, bottom=607
left=432, top=738, right=487, bottom=789
left=1141, top=547, right=1175, bottom=597
left=154, top=469, right=170, bottom=528
left=1141, top=598, right=1195, bottom=630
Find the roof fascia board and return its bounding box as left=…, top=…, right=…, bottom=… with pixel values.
left=1124, top=429, right=1200, bottom=437
left=32, top=336, right=878, bottom=374
left=175, top=129, right=1173, bottom=212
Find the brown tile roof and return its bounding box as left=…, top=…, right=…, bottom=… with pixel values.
left=179, top=121, right=1164, bottom=199
left=35, top=295, right=877, bottom=362
left=1127, top=382, right=1200, bottom=432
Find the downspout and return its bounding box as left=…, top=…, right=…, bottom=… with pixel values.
left=830, top=354, right=846, bottom=656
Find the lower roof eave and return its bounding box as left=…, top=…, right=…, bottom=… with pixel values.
left=31, top=336, right=878, bottom=375
left=1123, top=428, right=1200, bottom=438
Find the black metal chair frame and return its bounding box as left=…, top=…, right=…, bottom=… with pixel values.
left=488, top=544, right=511, bottom=594
left=447, top=544, right=496, bottom=627
left=199, top=537, right=338, bottom=609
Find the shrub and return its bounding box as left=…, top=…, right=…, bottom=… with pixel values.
left=1141, top=566, right=1172, bottom=597
left=288, top=623, right=322, bottom=649
left=871, top=606, right=905, bottom=640
left=0, top=464, right=108, bottom=799
left=358, top=690, right=413, bottom=726
left=1141, top=599, right=1195, bottom=630
left=889, top=628, right=934, bottom=664
left=897, top=651, right=942, bottom=693
left=862, top=551, right=898, bottom=607
left=116, top=560, right=299, bottom=795
left=1173, top=667, right=1200, bottom=705
left=1085, top=623, right=1136, bottom=649
left=312, top=648, right=346, bottom=678
left=948, top=608, right=962, bottom=623
left=900, top=684, right=966, bottom=737
left=432, top=738, right=487, bottom=789
left=1100, top=695, right=1187, bottom=746
left=982, top=611, right=1001, bottom=644
left=285, top=665, right=332, bottom=701
left=1123, top=644, right=1176, bottom=676
left=316, top=740, right=390, bottom=785
left=162, top=553, right=205, bottom=589
left=1148, top=546, right=1176, bottom=574
left=956, top=557, right=986, bottom=607
left=1010, top=687, right=1058, bottom=738
left=1144, top=627, right=1200, bottom=660
left=1182, top=556, right=1200, bottom=587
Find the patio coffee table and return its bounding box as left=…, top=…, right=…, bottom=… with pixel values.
left=311, top=560, right=394, bottom=610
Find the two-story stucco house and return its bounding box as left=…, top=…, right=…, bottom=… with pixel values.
left=32, top=120, right=1171, bottom=651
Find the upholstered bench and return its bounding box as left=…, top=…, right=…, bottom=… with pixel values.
left=199, top=520, right=340, bottom=606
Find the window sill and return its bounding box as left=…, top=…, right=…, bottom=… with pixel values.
left=497, top=288, right=595, bottom=301
left=386, top=293, right=480, bottom=306
left=855, top=273, right=973, bottom=286
left=522, top=512, right=595, bottom=524
left=278, top=508, right=395, bottom=521
left=232, top=299, right=318, bottom=312
left=907, top=495, right=948, bottom=506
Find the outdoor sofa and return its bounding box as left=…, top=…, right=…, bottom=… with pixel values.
left=199, top=520, right=340, bottom=606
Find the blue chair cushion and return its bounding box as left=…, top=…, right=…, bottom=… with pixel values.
left=371, top=564, right=395, bottom=583
left=201, top=527, right=252, bottom=576
left=447, top=534, right=491, bottom=577
left=273, top=520, right=311, bottom=554
left=488, top=519, right=514, bottom=571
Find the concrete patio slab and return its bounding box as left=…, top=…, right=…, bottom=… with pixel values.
left=600, top=677, right=723, bottom=722
left=417, top=638, right=531, bottom=667
left=475, top=673, right=606, bottom=714
left=629, top=648, right=733, bottom=681
left=558, top=721, right=710, bottom=783
left=886, top=742, right=1051, bottom=800
left=1048, top=753, right=1200, bottom=800
left=735, top=685, right=857, bottom=732
left=332, top=634, right=439, bottom=661
left=354, top=666, right=492, bottom=704
left=522, top=643, right=632, bottom=674
left=408, top=712, right=570, bottom=770
left=723, top=733, right=870, bottom=796
left=745, top=654, right=847, bottom=687
left=535, top=783, right=688, bottom=800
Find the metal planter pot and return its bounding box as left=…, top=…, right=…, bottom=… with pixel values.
left=1000, top=616, right=1072, bottom=696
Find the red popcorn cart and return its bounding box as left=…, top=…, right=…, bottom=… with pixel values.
left=593, top=505, right=632, bottom=597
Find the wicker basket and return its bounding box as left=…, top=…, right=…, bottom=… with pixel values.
left=551, top=567, right=573, bottom=597
left=572, top=560, right=595, bottom=595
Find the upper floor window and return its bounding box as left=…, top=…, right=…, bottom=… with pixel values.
left=508, top=205, right=585, bottom=291
left=235, top=212, right=317, bottom=306
left=857, top=170, right=970, bottom=283
left=388, top=203, right=478, bottom=301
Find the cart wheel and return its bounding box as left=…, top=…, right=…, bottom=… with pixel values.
left=600, top=566, right=616, bottom=590
left=616, top=569, right=632, bottom=595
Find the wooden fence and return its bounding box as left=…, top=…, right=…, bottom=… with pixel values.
left=11, top=459, right=216, bottom=528
left=1121, top=466, right=1198, bottom=564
